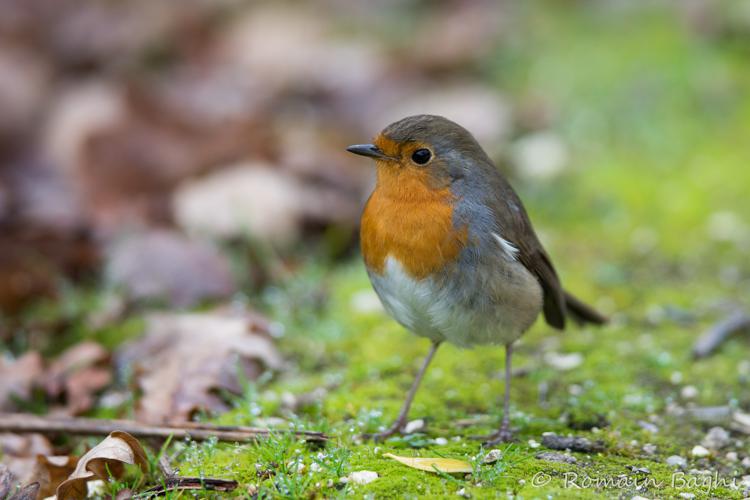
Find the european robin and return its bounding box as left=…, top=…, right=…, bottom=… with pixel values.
left=347, top=115, right=607, bottom=444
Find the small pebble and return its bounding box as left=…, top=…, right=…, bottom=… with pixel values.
left=726, top=451, right=738, bottom=462
left=544, top=352, right=583, bottom=371
left=483, top=449, right=503, bottom=464
left=456, top=487, right=470, bottom=498
left=434, top=437, right=448, bottom=445
left=691, top=445, right=710, bottom=458
left=678, top=493, right=695, bottom=499
left=631, top=496, right=650, bottom=500
left=670, top=371, right=683, bottom=384
left=627, top=465, right=651, bottom=474
left=536, top=451, right=577, bottom=464
left=702, top=426, right=731, bottom=450
left=742, top=456, right=750, bottom=469
left=666, top=455, right=687, bottom=468
left=528, top=439, right=540, bottom=449
left=637, top=420, right=659, bottom=434
left=344, top=471, right=379, bottom=485
left=681, top=386, right=699, bottom=399
left=643, top=443, right=657, bottom=455
left=404, top=419, right=425, bottom=434
left=309, top=462, right=322, bottom=473
left=541, top=433, right=605, bottom=453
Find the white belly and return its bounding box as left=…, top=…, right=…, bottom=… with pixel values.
left=368, top=256, right=541, bottom=347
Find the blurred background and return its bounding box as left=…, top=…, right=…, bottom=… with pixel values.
left=2, top=0, right=750, bottom=495
left=1, top=0, right=750, bottom=363
left=1, top=0, right=749, bottom=322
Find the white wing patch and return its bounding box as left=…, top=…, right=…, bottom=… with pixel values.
left=493, top=232, right=519, bottom=261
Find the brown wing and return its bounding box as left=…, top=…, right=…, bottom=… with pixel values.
left=486, top=174, right=568, bottom=330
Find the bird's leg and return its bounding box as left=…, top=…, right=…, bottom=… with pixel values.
left=471, top=342, right=516, bottom=445
left=362, top=341, right=440, bottom=442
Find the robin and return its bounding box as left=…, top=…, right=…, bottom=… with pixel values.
left=347, top=115, right=607, bottom=444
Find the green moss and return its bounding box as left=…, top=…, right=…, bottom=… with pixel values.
left=171, top=4, right=750, bottom=497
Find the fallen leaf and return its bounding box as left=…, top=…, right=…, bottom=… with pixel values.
left=33, top=455, right=78, bottom=499
left=220, top=4, right=385, bottom=94
left=0, top=433, right=54, bottom=485
left=173, top=163, right=306, bottom=246
left=44, top=341, right=111, bottom=415
left=56, top=431, right=148, bottom=500
left=7, top=481, right=39, bottom=500
left=0, top=226, right=99, bottom=316
left=1, top=464, right=16, bottom=498
left=119, top=311, right=282, bottom=423
left=105, top=229, right=235, bottom=308
left=383, top=453, right=472, bottom=474
left=0, top=46, right=51, bottom=142
left=0, top=352, right=44, bottom=411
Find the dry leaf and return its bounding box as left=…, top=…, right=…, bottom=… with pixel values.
left=7, top=481, right=39, bottom=500
left=33, top=455, right=78, bottom=499
left=0, top=433, right=54, bottom=486
left=173, top=163, right=305, bottom=246
left=1, top=464, right=16, bottom=498
left=383, top=453, right=473, bottom=474
left=0, top=226, right=99, bottom=316
left=119, top=311, right=282, bottom=423
left=56, top=431, right=148, bottom=500
left=0, top=352, right=44, bottom=411
left=0, top=46, right=51, bottom=141
left=106, top=229, right=235, bottom=307
left=44, top=341, right=111, bottom=415
left=174, top=162, right=360, bottom=248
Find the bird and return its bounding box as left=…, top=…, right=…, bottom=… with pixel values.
left=346, top=114, right=607, bottom=444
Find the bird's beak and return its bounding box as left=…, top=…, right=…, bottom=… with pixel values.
left=346, top=143, right=393, bottom=161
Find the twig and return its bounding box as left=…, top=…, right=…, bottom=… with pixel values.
left=137, top=477, right=238, bottom=497
left=692, top=310, right=750, bottom=358
left=0, top=413, right=327, bottom=443
left=157, top=455, right=175, bottom=478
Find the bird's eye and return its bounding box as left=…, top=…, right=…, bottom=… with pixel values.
left=411, top=148, right=432, bottom=165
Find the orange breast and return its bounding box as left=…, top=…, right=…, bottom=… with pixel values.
left=360, top=164, right=468, bottom=280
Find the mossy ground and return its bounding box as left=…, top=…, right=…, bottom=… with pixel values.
left=174, top=4, right=750, bottom=497
left=9, top=2, right=750, bottom=498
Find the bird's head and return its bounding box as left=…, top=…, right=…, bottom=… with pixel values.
left=347, top=114, right=490, bottom=191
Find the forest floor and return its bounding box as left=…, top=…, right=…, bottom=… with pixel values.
left=4, top=3, right=750, bottom=499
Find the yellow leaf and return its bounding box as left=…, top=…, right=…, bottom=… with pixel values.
left=383, top=453, right=472, bottom=474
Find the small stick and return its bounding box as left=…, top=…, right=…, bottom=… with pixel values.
left=138, top=477, right=238, bottom=496
left=0, top=413, right=327, bottom=443
left=692, top=311, right=750, bottom=359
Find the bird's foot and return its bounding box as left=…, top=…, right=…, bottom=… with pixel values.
left=469, top=427, right=516, bottom=446
left=360, top=421, right=406, bottom=442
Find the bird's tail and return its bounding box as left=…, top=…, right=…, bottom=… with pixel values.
left=564, top=291, right=608, bottom=325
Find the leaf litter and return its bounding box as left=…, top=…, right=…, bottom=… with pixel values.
left=118, top=310, right=282, bottom=423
